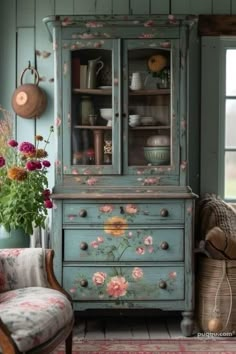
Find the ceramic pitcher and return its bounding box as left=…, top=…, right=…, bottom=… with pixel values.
left=87, top=57, right=104, bottom=89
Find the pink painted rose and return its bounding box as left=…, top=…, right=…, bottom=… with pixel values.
left=97, top=236, right=104, bottom=243
left=99, top=205, right=114, bottom=213
left=136, top=247, right=145, bottom=255
left=169, top=271, right=177, bottom=279
left=125, top=204, right=138, bottom=214
left=90, top=241, right=99, bottom=248
left=92, top=272, right=107, bottom=285
left=87, top=177, right=97, bottom=185
left=106, top=276, right=128, bottom=298
left=144, top=236, right=153, bottom=245
left=132, top=267, right=143, bottom=280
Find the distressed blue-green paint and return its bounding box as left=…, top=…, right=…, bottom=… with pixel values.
left=200, top=37, right=221, bottom=195
left=112, top=0, right=130, bottom=14
left=51, top=200, right=63, bottom=283
left=130, top=0, right=150, bottom=15
left=35, top=0, right=55, bottom=189
left=17, top=0, right=35, bottom=27
left=212, top=0, right=231, bottom=14
left=171, top=0, right=190, bottom=14
left=55, top=0, right=74, bottom=15
left=74, top=0, right=96, bottom=14
left=232, top=0, right=236, bottom=13
left=190, top=0, right=212, bottom=14
left=0, top=0, right=16, bottom=114
left=96, top=0, right=113, bottom=14
left=151, top=0, right=169, bottom=14
left=16, top=28, right=35, bottom=144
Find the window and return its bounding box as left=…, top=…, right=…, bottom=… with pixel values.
left=220, top=41, right=236, bottom=201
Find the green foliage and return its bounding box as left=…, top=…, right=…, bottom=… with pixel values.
left=0, top=126, right=54, bottom=235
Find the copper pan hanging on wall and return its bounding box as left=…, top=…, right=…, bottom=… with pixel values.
left=11, top=63, right=47, bottom=119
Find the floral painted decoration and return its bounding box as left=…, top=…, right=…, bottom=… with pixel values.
left=0, top=126, right=54, bottom=235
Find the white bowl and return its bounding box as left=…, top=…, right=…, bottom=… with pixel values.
left=146, top=135, right=170, bottom=147
left=100, top=108, right=112, bottom=120
left=141, top=117, right=155, bottom=125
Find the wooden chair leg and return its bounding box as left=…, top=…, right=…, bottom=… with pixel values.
left=65, top=330, right=73, bottom=354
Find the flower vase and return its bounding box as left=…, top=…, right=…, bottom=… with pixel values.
left=0, top=226, right=30, bottom=248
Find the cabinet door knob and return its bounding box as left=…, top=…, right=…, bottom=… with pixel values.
left=80, top=242, right=88, bottom=250
left=120, top=206, right=125, bottom=214
left=159, top=280, right=167, bottom=289
left=160, top=241, right=169, bottom=250
left=80, top=279, right=88, bottom=287
left=79, top=209, right=87, bottom=217
left=160, top=208, right=169, bottom=217
left=115, top=113, right=119, bottom=117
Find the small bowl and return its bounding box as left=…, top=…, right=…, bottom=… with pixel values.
left=146, top=135, right=170, bottom=147
left=143, top=146, right=170, bottom=165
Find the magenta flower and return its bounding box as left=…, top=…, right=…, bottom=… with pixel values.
left=0, top=156, right=5, bottom=167
left=35, top=161, right=42, bottom=169
left=42, top=160, right=51, bottom=167
left=25, top=161, right=37, bottom=171
left=42, top=189, right=51, bottom=200
left=8, top=139, right=18, bottom=147
left=18, top=142, right=36, bottom=154
left=44, top=199, right=53, bottom=208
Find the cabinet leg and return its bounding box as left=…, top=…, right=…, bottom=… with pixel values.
left=181, top=311, right=194, bottom=337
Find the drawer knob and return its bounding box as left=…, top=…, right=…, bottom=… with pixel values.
left=80, top=279, right=88, bottom=287
left=120, top=206, right=125, bottom=214
left=159, top=280, right=167, bottom=289
left=79, top=209, right=87, bottom=217
left=160, top=241, right=169, bottom=250
left=80, top=242, right=88, bottom=250
left=160, top=208, right=169, bottom=217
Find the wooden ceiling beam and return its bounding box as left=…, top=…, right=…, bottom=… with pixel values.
left=198, top=15, right=236, bottom=36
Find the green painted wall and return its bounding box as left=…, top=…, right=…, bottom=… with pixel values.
left=0, top=0, right=231, bottom=194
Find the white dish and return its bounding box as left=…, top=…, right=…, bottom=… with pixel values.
left=98, top=86, right=112, bottom=89
left=141, top=117, right=155, bottom=125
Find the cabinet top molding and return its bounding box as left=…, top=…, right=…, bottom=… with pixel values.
left=43, top=14, right=198, bottom=42
left=199, top=15, right=236, bottom=36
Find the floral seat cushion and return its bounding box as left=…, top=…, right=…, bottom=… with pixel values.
left=0, top=287, right=73, bottom=352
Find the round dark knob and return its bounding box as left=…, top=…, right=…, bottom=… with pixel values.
left=80, top=279, right=88, bottom=287
left=80, top=242, right=88, bottom=250
left=160, top=208, right=169, bottom=217
left=115, top=113, right=119, bottom=117
left=160, top=241, right=169, bottom=250
left=120, top=206, right=125, bottom=214
left=159, top=280, right=167, bottom=289
left=79, top=209, right=87, bottom=217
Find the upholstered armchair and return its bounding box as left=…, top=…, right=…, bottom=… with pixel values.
left=0, top=248, right=74, bottom=354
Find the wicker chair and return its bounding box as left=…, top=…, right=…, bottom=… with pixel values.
left=0, top=248, right=74, bottom=354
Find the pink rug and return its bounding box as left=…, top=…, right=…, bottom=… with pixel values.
left=53, top=338, right=236, bottom=354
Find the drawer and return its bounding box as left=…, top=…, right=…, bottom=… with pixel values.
left=63, top=265, right=184, bottom=301
left=63, top=201, right=184, bottom=225
left=64, top=228, right=184, bottom=262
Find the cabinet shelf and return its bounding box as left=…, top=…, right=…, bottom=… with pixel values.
left=73, top=125, right=170, bottom=129
left=72, top=88, right=170, bottom=96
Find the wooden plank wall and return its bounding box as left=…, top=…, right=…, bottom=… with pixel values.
left=0, top=0, right=234, bottom=192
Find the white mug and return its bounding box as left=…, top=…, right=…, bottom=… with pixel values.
left=130, top=72, right=143, bottom=90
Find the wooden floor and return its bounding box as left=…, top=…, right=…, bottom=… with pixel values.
left=73, top=312, right=193, bottom=339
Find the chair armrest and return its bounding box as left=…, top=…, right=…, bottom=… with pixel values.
left=0, top=248, right=48, bottom=292
left=45, top=249, right=73, bottom=301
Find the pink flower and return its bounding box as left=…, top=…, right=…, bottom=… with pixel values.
left=8, top=139, right=18, bottom=147
left=169, top=271, right=177, bottom=279
left=26, top=161, right=37, bottom=171
left=136, top=247, right=145, bottom=255
left=99, top=205, right=114, bottom=213
left=125, top=204, right=138, bottom=214
left=69, top=288, right=77, bottom=293
left=106, top=276, right=128, bottom=298
left=92, top=272, right=107, bottom=285
left=0, top=156, right=5, bottom=167
left=87, top=177, right=97, bottom=185
left=97, top=236, right=104, bottom=243
left=34, top=161, right=42, bottom=169
left=18, top=142, right=36, bottom=154
left=132, top=267, right=143, bottom=280
left=144, top=236, right=153, bottom=245
left=90, top=241, right=99, bottom=248
left=44, top=199, right=53, bottom=208
left=42, top=160, right=51, bottom=167
left=0, top=271, right=6, bottom=289
left=42, top=189, right=51, bottom=199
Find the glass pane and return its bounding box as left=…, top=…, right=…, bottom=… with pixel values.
left=225, top=99, right=236, bottom=147
left=226, top=49, right=236, bottom=96
left=71, top=49, right=113, bottom=166
left=127, top=48, right=171, bottom=167
left=225, top=151, right=236, bottom=199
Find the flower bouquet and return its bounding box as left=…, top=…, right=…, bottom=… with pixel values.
left=0, top=124, right=54, bottom=236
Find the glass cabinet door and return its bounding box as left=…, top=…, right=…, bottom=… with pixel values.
left=123, top=40, right=180, bottom=176
left=62, top=39, right=121, bottom=174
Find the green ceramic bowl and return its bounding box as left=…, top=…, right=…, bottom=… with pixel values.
left=143, top=146, right=170, bottom=165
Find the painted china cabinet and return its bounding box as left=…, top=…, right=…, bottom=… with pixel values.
left=44, top=15, right=198, bottom=336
